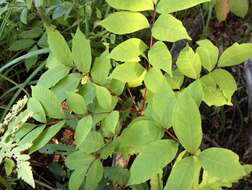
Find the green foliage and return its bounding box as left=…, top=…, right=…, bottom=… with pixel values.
left=148, top=41, right=172, bottom=76
left=99, top=11, right=149, bottom=35
left=128, top=140, right=178, bottom=185
left=72, top=28, right=92, bottom=74
left=152, top=13, right=191, bottom=42
left=1, top=0, right=252, bottom=189
left=172, top=92, right=202, bottom=153
left=157, top=0, right=211, bottom=13
left=176, top=45, right=202, bottom=79
left=110, top=38, right=148, bottom=62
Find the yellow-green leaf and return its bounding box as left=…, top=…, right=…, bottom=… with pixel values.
left=165, top=69, right=184, bottom=90
left=176, top=45, right=201, bottom=79
left=218, top=43, right=252, bottom=67
left=46, top=26, right=73, bottom=66
left=91, top=49, right=111, bottom=85
left=172, top=91, right=202, bottom=153
left=106, top=0, right=154, bottom=11
left=230, top=0, right=249, bottom=17
left=72, top=28, right=92, bottom=73
left=85, top=160, right=103, bottom=190
left=109, top=62, right=146, bottom=84
left=37, top=65, right=70, bottom=88
left=66, top=92, right=87, bottom=114
left=152, top=13, right=191, bottom=42
left=128, top=140, right=178, bottom=185
left=198, top=148, right=246, bottom=181
left=118, top=117, right=164, bottom=155
left=196, top=39, right=219, bottom=72
left=75, top=115, right=93, bottom=147
left=164, top=157, right=201, bottom=190
left=157, top=0, right=210, bottom=13
left=200, top=69, right=237, bottom=106
left=95, top=85, right=113, bottom=110
left=29, top=121, right=65, bottom=153
left=99, top=11, right=149, bottom=35
left=32, top=85, right=64, bottom=119
left=27, top=98, right=46, bottom=123
left=110, top=38, right=148, bottom=62
left=148, top=41, right=172, bottom=76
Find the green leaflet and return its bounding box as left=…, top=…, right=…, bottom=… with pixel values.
left=79, top=131, right=105, bottom=153
left=72, top=28, right=92, bottom=73
left=144, top=68, right=166, bottom=93
left=95, top=84, right=113, bottom=110
left=157, top=0, right=210, bottom=13
left=85, top=159, right=103, bottom=190
left=107, top=79, right=125, bottom=96
left=19, top=125, right=45, bottom=145
left=101, top=111, right=119, bottom=137
left=66, top=92, right=87, bottom=114
left=148, top=41, right=172, bottom=76
left=152, top=13, right=191, bottom=42
left=165, top=69, right=184, bottom=90
left=93, top=96, right=118, bottom=123
left=182, top=80, right=203, bottom=107
left=198, top=171, right=234, bottom=190
left=147, top=81, right=176, bottom=129
left=67, top=152, right=95, bottom=190
left=164, top=157, right=201, bottom=190
left=91, top=49, right=111, bottom=85
left=46, top=26, right=73, bottom=66
left=229, top=0, right=249, bottom=17
left=46, top=54, right=63, bottom=69
left=110, top=38, right=148, bottom=62
left=15, top=123, right=36, bottom=141
left=198, top=148, right=246, bottom=181
left=79, top=82, right=96, bottom=105
left=109, top=62, right=146, bottom=83
left=29, top=121, right=65, bottom=153
left=176, top=45, right=202, bottom=79
left=104, top=166, right=130, bottom=185
left=37, top=65, right=70, bottom=88
left=218, top=43, right=252, bottom=67
left=4, top=158, right=15, bottom=176
left=200, top=69, right=237, bottom=106
left=105, top=0, right=154, bottom=11
left=75, top=115, right=93, bottom=147
left=32, top=85, right=64, bottom=119
left=128, top=140, right=178, bottom=185
left=65, top=151, right=95, bottom=170
left=196, top=39, right=219, bottom=72
left=27, top=98, right=46, bottom=123
left=69, top=169, right=86, bottom=190
left=9, top=39, right=35, bottom=51
left=118, top=117, right=164, bottom=155
left=172, top=91, right=202, bottom=153
left=99, top=11, right=149, bottom=35
left=51, top=73, right=81, bottom=101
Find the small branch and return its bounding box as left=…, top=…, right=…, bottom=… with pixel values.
left=126, top=86, right=140, bottom=112
left=35, top=180, right=57, bottom=190
left=204, top=134, right=220, bottom=147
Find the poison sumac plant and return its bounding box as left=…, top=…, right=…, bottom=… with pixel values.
left=1, top=0, right=252, bottom=189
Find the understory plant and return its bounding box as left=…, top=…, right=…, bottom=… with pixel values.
left=1, top=0, right=252, bottom=189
